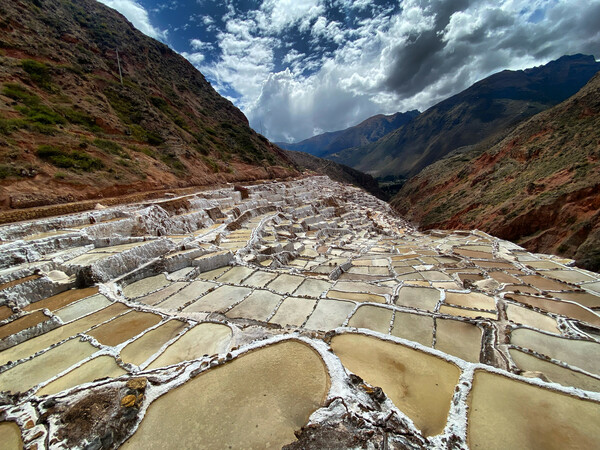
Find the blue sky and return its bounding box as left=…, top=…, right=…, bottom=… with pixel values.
left=98, top=0, right=600, bottom=143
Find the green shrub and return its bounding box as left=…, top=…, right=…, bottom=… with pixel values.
left=36, top=145, right=104, bottom=171
left=21, top=59, right=53, bottom=90
left=2, top=83, right=39, bottom=106
left=0, top=164, right=18, bottom=179
left=93, top=138, right=129, bottom=158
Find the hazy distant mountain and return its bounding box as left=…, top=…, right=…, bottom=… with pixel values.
left=276, top=110, right=420, bottom=158
left=330, top=54, right=600, bottom=179
left=283, top=150, right=385, bottom=200
left=392, top=71, right=600, bottom=271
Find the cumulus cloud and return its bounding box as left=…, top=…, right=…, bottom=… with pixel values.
left=135, top=0, right=600, bottom=142
left=98, top=0, right=167, bottom=40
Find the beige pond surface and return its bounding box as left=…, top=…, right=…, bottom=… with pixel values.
left=37, top=355, right=127, bottom=396
left=551, top=291, right=600, bottom=309
left=293, top=278, right=331, bottom=297
left=226, top=290, right=282, bottom=321
left=147, top=323, right=232, bottom=369
left=217, top=266, right=255, bottom=284
left=0, top=305, right=12, bottom=321
left=304, top=299, right=355, bottom=330
left=511, top=328, right=600, bottom=375
left=506, top=293, right=600, bottom=327
left=23, top=287, right=99, bottom=312
left=468, top=370, right=600, bottom=450
left=444, top=292, right=496, bottom=311
left=435, top=319, right=482, bottom=363
left=331, top=333, right=460, bottom=436
left=87, top=311, right=162, bottom=347
left=520, top=275, right=571, bottom=291
left=391, top=312, right=433, bottom=347
left=545, top=269, right=596, bottom=284
left=439, top=305, right=497, bottom=320
left=0, top=303, right=128, bottom=366
left=509, top=348, right=600, bottom=392
left=123, top=274, right=170, bottom=299
left=396, top=286, right=439, bottom=312
left=183, top=285, right=251, bottom=313
left=0, top=338, right=97, bottom=393
left=242, top=270, right=278, bottom=288
left=136, top=282, right=187, bottom=306
left=333, top=281, right=392, bottom=295
left=120, top=320, right=187, bottom=366
left=0, top=274, right=40, bottom=291
left=270, top=297, right=316, bottom=327
left=0, top=310, right=50, bottom=340
left=155, top=280, right=215, bottom=310
left=348, top=305, right=393, bottom=334
left=327, top=290, right=386, bottom=303
left=196, top=266, right=230, bottom=280
left=54, top=294, right=112, bottom=323
left=505, top=304, right=559, bottom=334
left=125, top=341, right=329, bottom=450
left=0, top=422, right=22, bottom=449
left=268, top=274, right=305, bottom=294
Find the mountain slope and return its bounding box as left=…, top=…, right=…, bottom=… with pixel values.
left=0, top=0, right=295, bottom=210
left=276, top=110, right=419, bottom=158
left=331, top=55, right=600, bottom=178
left=283, top=150, right=385, bottom=199
left=392, top=72, right=600, bottom=270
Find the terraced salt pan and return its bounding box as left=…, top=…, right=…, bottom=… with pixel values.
left=120, top=320, right=187, bottom=366
left=267, top=274, right=305, bottom=294
left=23, top=286, right=100, bottom=315
left=183, top=285, right=251, bottom=313
left=0, top=303, right=128, bottom=366
left=241, top=270, right=278, bottom=288
left=0, top=338, right=97, bottom=393
left=331, top=333, right=460, bottom=437
left=0, top=422, right=22, bottom=449
left=435, top=318, right=482, bottom=363
left=155, top=281, right=215, bottom=310
left=135, top=282, right=187, bottom=306
left=506, top=293, right=600, bottom=327
left=467, top=370, right=600, bottom=449
left=226, top=290, right=282, bottom=321
left=0, top=274, right=41, bottom=291
left=87, top=311, right=162, bottom=347
left=333, top=281, right=392, bottom=296
left=125, top=341, right=329, bottom=449
left=0, top=305, right=12, bottom=321
left=0, top=310, right=51, bottom=340
left=509, top=348, right=600, bottom=392
left=444, top=292, right=496, bottom=311
left=505, top=304, right=559, bottom=334
left=36, top=355, right=127, bottom=396
left=326, top=290, right=386, bottom=303
left=269, top=297, right=316, bottom=327
left=146, top=323, right=232, bottom=369
left=551, top=291, right=600, bottom=309
left=545, top=269, right=597, bottom=284
left=348, top=305, right=392, bottom=334
left=511, top=328, right=600, bottom=375
left=396, top=286, right=439, bottom=311
left=216, top=266, right=255, bottom=284
left=293, top=278, right=331, bottom=297
left=520, top=275, right=571, bottom=291
left=439, top=305, right=497, bottom=320
left=55, top=294, right=113, bottom=323
left=304, top=299, right=355, bottom=330
left=123, top=274, right=170, bottom=299
left=391, top=312, right=433, bottom=347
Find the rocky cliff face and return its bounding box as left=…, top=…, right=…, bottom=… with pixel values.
left=0, top=0, right=295, bottom=210
left=331, top=55, right=600, bottom=179
left=392, top=72, right=600, bottom=271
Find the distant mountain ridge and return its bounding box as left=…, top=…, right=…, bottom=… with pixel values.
left=276, top=110, right=420, bottom=158
left=329, top=54, right=600, bottom=178
left=392, top=71, right=600, bottom=270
